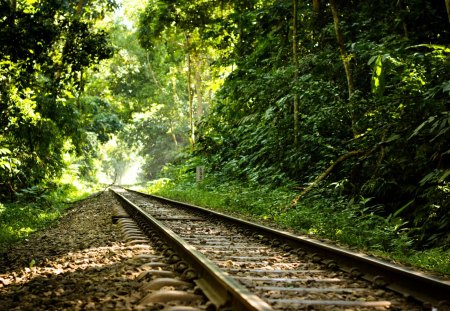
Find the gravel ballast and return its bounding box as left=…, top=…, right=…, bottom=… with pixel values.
left=0, top=191, right=205, bottom=310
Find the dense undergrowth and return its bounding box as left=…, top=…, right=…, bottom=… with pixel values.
left=140, top=174, right=450, bottom=276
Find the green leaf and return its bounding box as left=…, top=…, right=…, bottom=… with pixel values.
left=408, top=116, right=435, bottom=140
left=367, top=55, right=378, bottom=66
left=430, top=127, right=449, bottom=142
left=0, top=148, right=12, bottom=155
left=419, top=171, right=437, bottom=186
left=409, top=44, right=450, bottom=53
left=384, top=134, right=401, bottom=143
left=442, top=81, right=450, bottom=94
left=392, top=199, right=414, bottom=218
left=439, top=170, right=450, bottom=183
left=371, top=55, right=385, bottom=97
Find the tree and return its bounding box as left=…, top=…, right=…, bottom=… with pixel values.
left=446, top=0, right=450, bottom=23
left=86, top=4, right=190, bottom=179
left=0, top=0, right=117, bottom=199
left=329, top=0, right=357, bottom=135
left=292, top=0, right=299, bottom=144
left=138, top=0, right=239, bottom=147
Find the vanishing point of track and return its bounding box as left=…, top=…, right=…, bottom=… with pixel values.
left=111, top=187, right=450, bottom=310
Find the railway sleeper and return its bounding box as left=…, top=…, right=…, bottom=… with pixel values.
left=113, top=187, right=450, bottom=311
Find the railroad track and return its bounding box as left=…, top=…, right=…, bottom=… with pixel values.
left=111, top=187, right=450, bottom=310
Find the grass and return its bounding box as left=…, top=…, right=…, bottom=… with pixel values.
left=140, top=175, right=450, bottom=276
left=0, top=203, right=62, bottom=249
left=0, top=183, right=97, bottom=252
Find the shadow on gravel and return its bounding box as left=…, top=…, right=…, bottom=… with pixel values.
left=0, top=245, right=147, bottom=310
left=0, top=192, right=148, bottom=309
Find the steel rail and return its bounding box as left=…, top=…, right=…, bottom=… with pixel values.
left=126, top=188, right=450, bottom=308
left=111, top=188, right=274, bottom=311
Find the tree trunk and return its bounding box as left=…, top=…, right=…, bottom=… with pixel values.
left=194, top=56, right=203, bottom=120
left=396, top=0, right=409, bottom=38
left=292, top=149, right=366, bottom=205
left=146, top=53, right=163, bottom=89
left=235, top=0, right=255, bottom=57
left=170, top=76, right=179, bottom=149
left=9, top=0, right=16, bottom=26
left=184, top=33, right=195, bottom=147
left=292, top=0, right=299, bottom=144
left=329, top=0, right=357, bottom=136
left=446, top=0, right=450, bottom=24
left=329, top=0, right=353, bottom=99
left=169, top=119, right=178, bottom=148
left=10, top=0, right=16, bottom=12
left=77, top=0, right=88, bottom=16
left=77, top=69, right=84, bottom=109
left=187, top=53, right=194, bottom=147
left=312, top=0, right=320, bottom=12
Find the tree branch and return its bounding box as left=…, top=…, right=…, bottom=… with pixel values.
left=291, top=149, right=366, bottom=205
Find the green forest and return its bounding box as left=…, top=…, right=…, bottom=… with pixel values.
left=1, top=0, right=449, bottom=274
